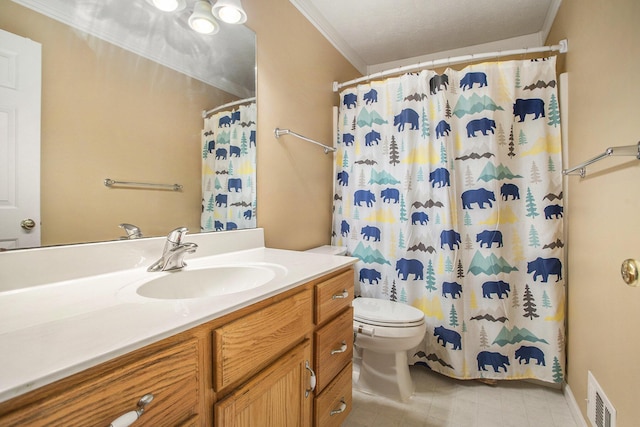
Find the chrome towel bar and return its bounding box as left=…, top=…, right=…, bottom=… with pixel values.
left=562, top=142, right=640, bottom=177
left=274, top=128, right=336, bottom=154
left=104, top=178, right=183, bottom=191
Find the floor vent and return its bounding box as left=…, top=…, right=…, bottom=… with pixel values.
left=587, top=371, right=616, bottom=427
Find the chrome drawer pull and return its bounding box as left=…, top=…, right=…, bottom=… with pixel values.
left=332, top=290, right=348, bottom=300
left=330, top=399, right=347, bottom=416
left=304, top=360, right=316, bottom=398
left=330, top=341, right=348, bottom=355
left=109, top=393, right=154, bottom=427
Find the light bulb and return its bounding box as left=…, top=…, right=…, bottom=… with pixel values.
left=189, top=1, right=219, bottom=35
left=152, top=0, right=180, bottom=12
left=191, top=17, right=216, bottom=34
left=217, top=6, right=242, bottom=24
left=211, top=0, right=247, bottom=24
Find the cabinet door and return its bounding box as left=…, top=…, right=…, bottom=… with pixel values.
left=0, top=338, right=199, bottom=427
left=214, top=340, right=313, bottom=427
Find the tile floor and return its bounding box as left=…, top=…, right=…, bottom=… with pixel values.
left=342, top=365, right=582, bottom=427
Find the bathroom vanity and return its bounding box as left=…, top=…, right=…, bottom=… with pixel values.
left=0, top=229, right=356, bottom=426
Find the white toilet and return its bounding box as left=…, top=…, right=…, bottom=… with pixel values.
left=304, top=245, right=348, bottom=256
left=352, top=297, right=426, bottom=402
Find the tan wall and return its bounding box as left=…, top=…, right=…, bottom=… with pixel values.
left=0, top=1, right=235, bottom=245
left=244, top=0, right=360, bottom=250
left=547, top=0, right=640, bottom=424
left=6, top=0, right=640, bottom=421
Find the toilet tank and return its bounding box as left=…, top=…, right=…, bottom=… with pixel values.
left=305, top=245, right=347, bottom=256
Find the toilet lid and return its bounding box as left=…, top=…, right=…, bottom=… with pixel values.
left=353, top=297, right=425, bottom=327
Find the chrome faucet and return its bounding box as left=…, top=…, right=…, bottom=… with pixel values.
left=147, top=227, right=198, bottom=272
left=119, top=223, right=143, bottom=239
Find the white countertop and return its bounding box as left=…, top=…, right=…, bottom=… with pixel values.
left=0, top=230, right=356, bottom=403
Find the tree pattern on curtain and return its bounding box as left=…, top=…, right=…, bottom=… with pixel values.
left=332, top=58, right=565, bottom=383
left=201, top=102, right=256, bottom=232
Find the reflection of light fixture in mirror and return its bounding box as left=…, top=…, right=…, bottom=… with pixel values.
left=147, top=0, right=186, bottom=12
left=189, top=1, right=220, bottom=34
left=211, top=0, right=248, bottom=24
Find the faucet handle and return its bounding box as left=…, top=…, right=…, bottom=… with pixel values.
left=119, top=223, right=142, bottom=239
left=166, top=227, right=189, bottom=244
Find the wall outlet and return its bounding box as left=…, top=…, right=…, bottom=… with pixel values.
left=587, top=371, right=616, bottom=427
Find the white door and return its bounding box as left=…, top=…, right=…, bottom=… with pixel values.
left=0, top=29, right=41, bottom=249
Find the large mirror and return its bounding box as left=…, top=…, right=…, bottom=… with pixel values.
left=0, top=0, right=256, bottom=248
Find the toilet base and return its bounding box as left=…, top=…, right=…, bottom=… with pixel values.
left=354, top=348, right=415, bottom=402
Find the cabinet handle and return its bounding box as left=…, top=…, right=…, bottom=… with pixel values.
left=330, top=341, right=348, bottom=355
left=109, top=393, right=154, bottom=427
left=330, top=399, right=347, bottom=416
left=332, top=290, right=348, bottom=300
left=304, top=360, right=316, bottom=398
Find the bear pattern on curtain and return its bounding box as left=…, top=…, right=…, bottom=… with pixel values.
left=332, top=58, right=565, bottom=383
left=201, top=102, right=256, bottom=232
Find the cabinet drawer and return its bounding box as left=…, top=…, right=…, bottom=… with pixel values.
left=314, top=362, right=352, bottom=427
left=213, top=289, right=313, bottom=391
left=314, top=306, right=353, bottom=392
left=315, top=269, right=354, bottom=325
left=0, top=338, right=199, bottom=427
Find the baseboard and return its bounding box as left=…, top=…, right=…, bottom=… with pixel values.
left=564, top=383, right=588, bottom=427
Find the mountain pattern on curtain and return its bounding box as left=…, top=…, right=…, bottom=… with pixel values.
left=332, top=58, right=565, bottom=383
left=201, top=102, right=256, bottom=232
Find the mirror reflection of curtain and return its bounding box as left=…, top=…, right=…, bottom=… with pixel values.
left=201, top=102, right=256, bottom=232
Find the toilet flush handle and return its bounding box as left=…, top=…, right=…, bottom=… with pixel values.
left=355, top=324, right=375, bottom=337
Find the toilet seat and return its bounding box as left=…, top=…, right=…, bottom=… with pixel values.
left=353, top=297, right=425, bottom=328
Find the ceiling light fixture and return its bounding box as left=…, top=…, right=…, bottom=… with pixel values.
left=148, top=0, right=186, bottom=13
left=211, top=0, right=247, bottom=25
left=189, top=0, right=220, bottom=34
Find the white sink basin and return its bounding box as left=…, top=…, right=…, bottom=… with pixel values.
left=134, top=264, right=285, bottom=300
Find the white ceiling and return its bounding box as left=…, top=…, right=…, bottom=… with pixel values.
left=291, top=0, right=562, bottom=74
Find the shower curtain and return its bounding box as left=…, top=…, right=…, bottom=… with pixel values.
left=201, top=102, right=256, bottom=232
left=332, top=58, right=565, bottom=383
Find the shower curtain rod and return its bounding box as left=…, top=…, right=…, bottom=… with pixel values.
left=202, top=96, right=256, bottom=118
left=562, top=142, right=640, bottom=177
left=333, top=39, right=568, bottom=92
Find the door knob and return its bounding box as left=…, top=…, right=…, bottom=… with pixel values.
left=621, top=259, right=639, bottom=286
left=20, top=219, right=36, bottom=230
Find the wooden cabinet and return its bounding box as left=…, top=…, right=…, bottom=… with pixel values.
left=213, top=289, right=313, bottom=392
left=314, top=363, right=352, bottom=427
left=313, top=269, right=354, bottom=426
left=315, top=269, right=354, bottom=325
left=0, top=338, right=200, bottom=427
left=212, top=268, right=354, bottom=427
left=212, top=289, right=314, bottom=426
left=314, top=307, right=353, bottom=392
left=214, top=340, right=313, bottom=427
left=0, top=267, right=354, bottom=427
